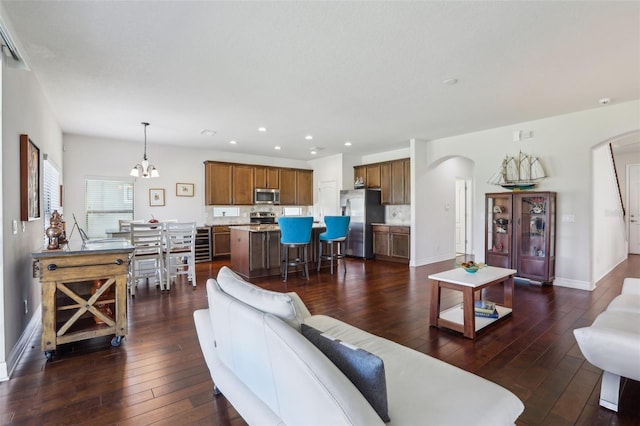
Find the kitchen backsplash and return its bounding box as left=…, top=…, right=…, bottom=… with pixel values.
left=385, top=204, right=411, bottom=225
left=206, top=204, right=410, bottom=226
left=206, top=205, right=313, bottom=225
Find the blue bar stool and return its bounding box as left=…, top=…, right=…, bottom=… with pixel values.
left=317, top=216, right=350, bottom=274
left=278, top=217, right=313, bottom=281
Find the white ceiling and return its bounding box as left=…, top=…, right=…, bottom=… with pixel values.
left=2, top=1, right=639, bottom=160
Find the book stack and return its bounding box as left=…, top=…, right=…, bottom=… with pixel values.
left=474, top=300, right=499, bottom=318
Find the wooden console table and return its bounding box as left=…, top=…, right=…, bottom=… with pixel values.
left=32, top=239, right=134, bottom=359
left=428, top=266, right=516, bottom=339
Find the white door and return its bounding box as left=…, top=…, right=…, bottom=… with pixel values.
left=455, top=179, right=467, bottom=254
left=628, top=164, right=640, bottom=254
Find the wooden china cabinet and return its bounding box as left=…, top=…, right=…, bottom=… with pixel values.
left=485, top=191, right=556, bottom=284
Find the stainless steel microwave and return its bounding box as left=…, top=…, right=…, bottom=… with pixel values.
left=254, top=188, right=280, bottom=205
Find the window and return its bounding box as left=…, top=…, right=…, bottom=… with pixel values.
left=85, top=178, right=134, bottom=238
left=43, top=159, right=61, bottom=233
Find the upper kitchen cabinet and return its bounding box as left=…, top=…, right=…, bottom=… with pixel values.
left=279, top=168, right=297, bottom=205
left=279, top=168, right=313, bottom=206
left=353, top=164, right=381, bottom=188
left=403, top=158, right=410, bottom=204
left=205, top=161, right=232, bottom=205
left=254, top=166, right=279, bottom=189
left=366, top=165, right=381, bottom=188
left=390, top=159, right=408, bottom=205
left=233, top=164, right=254, bottom=205
left=204, top=161, right=253, bottom=205
left=206, top=161, right=313, bottom=206
left=296, top=169, right=313, bottom=206
left=357, top=158, right=410, bottom=205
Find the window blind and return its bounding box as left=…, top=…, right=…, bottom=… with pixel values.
left=43, top=160, right=60, bottom=232
left=85, top=178, right=134, bottom=238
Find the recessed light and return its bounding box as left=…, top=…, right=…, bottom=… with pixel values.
left=310, top=150, right=317, bottom=155
left=200, top=129, right=216, bottom=136
left=258, top=127, right=268, bottom=132
left=443, top=78, right=458, bottom=86
left=229, top=140, right=237, bottom=144
left=344, top=141, right=352, bottom=146
left=305, top=135, right=313, bottom=140
left=599, top=97, right=611, bottom=105
left=274, top=146, right=281, bottom=150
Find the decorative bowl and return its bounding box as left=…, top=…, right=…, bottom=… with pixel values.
left=460, top=262, right=485, bottom=274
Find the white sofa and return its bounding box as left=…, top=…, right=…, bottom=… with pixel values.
left=574, top=277, right=640, bottom=412
left=193, top=266, right=524, bottom=425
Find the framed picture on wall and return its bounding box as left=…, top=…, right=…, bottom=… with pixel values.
left=20, top=134, right=41, bottom=221
left=149, top=188, right=165, bottom=206
left=176, top=182, right=194, bottom=197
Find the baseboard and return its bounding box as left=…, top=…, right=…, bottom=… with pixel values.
left=410, top=253, right=452, bottom=267
left=552, top=277, right=594, bottom=291
left=0, top=304, right=41, bottom=382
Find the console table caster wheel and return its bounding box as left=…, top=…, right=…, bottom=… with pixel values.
left=111, top=336, right=124, bottom=347
left=45, top=351, right=54, bottom=361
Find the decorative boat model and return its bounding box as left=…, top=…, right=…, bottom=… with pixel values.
left=488, top=151, right=546, bottom=190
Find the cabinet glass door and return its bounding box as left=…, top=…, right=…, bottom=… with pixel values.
left=485, top=193, right=512, bottom=268
left=518, top=195, right=548, bottom=258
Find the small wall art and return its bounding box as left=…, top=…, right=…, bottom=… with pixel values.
left=20, top=134, right=41, bottom=221
left=149, top=188, right=165, bottom=206
left=176, top=182, right=194, bottom=197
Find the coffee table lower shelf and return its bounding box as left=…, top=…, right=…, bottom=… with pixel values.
left=438, top=304, right=512, bottom=333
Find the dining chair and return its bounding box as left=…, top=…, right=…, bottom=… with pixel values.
left=164, top=222, right=197, bottom=292
left=119, top=219, right=143, bottom=233
left=278, top=216, right=313, bottom=281
left=318, top=215, right=350, bottom=274
left=129, top=222, right=165, bottom=296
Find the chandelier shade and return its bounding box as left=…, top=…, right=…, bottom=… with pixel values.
left=130, top=122, right=159, bottom=178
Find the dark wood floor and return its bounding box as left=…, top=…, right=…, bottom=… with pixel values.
left=1, top=255, right=639, bottom=425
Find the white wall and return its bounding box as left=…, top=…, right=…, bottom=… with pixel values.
left=592, top=143, right=627, bottom=284
left=1, top=56, right=63, bottom=379
left=63, top=134, right=310, bottom=230
left=413, top=100, right=640, bottom=290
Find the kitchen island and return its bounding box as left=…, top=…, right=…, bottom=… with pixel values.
left=32, top=239, right=134, bottom=359
left=230, top=223, right=326, bottom=279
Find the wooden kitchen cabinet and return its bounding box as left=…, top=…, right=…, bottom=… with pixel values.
left=212, top=226, right=231, bottom=257
left=232, top=228, right=282, bottom=278
left=354, top=166, right=366, bottom=186
left=356, top=158, right=410, bottom=205
left=485, top=192, right=556, bottom=284
left=390, top=226, right=410, bottom=259
left=403, top=158, right=411, bottom=204
left=380, top=163, right=391, bottom=204
left=296, top=169, right=314, bottom=206
left=205, top=161, right=232, bottom=205
left=279, top=168, right=297, bottom=205
left=373, top=224, right=410, bottom=264
left=366, top=165, right=381, bottom=188
left=373, top=225, right=390, bottom=256
left=391, top=160, right=407, bottom=205
left=254, top=166, right=279, bottom=189
left=206, top=161, right=313, bottom=206
left=233, top=164, right=254, bottom=205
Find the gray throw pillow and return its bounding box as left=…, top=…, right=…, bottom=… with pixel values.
left=301, top=324, right=390, bottom=422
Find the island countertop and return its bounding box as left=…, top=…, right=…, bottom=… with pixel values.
left=32, top=238, right=134, bottom=258
left=230, top=223, right=326, bottom=232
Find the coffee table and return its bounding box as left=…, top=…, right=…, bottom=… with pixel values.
left=428, top=266, right=517, bottom=339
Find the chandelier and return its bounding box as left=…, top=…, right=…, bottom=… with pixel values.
left=130, top=122, right=159, bottom=178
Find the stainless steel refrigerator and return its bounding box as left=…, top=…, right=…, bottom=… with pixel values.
left=340, top=189, right=385, bottom=259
